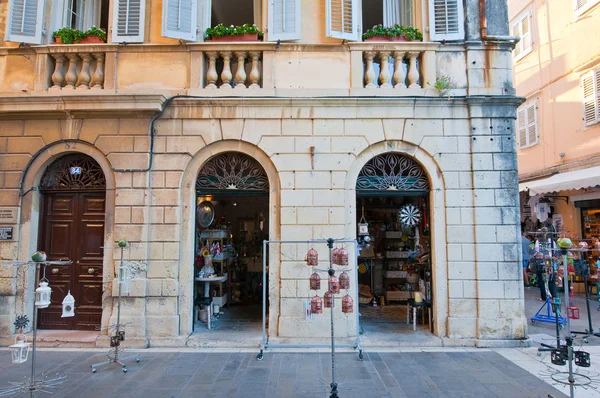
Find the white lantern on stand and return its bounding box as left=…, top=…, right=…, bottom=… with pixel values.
left=34, top=281, right=51, bottom=308
left=61, top=291, right=75, bottom=318
left=9, top=336, right=30, bottom=364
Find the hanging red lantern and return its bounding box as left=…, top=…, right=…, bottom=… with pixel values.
left=307, top=247, right=318, bottom=266
left=338, top=247, right=349, bottom=266
left=332, top=247, right=340, bottom=265
left=328, top=276, right=340, bottom=294
left=310, top=272, right=321, bottom=291
left=342, top=294, right=354, bottom=314
left=311, top=295, right=323, bottom=314
left=339, top=272, right=350, bottom=290
left=324, top=291, right=334, bottom=308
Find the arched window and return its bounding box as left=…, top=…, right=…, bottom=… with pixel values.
left=356, top=153, right=429, bottom=193
left=40, top=153, right=106, bottom=191
left=196, top=152, right=269, bottom=194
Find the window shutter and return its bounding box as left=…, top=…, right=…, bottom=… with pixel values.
left=520, top=13, right=531, bottom=53
left=526, top=102, right=538, bottom=146
left=512, top=23, right=521, bottom=58
left=111, top=0, right=146, bottom=42
left=268, top=0, right=302, bottom=41
left=575, top=0, right=589, bottom=11
left=197, top=0, right=211, bottom=42
left=582, top=72, right=598, bottom=126
left=326, top=0, right=359, bottom=41
left=5, top=0, right=45, bottom=44
left=163, top=0, right=197, bottom=41
left=517, top=108, right=527, bottom=147
left=429, top=0, right=464, bottom=41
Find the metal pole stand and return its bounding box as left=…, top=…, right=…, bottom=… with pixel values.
left=91, top=242, right=140, bottom=373
left=326, top=238, right=339, bottom=398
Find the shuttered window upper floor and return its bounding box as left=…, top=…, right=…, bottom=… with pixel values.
left=4, top=0, right=466, bottom=45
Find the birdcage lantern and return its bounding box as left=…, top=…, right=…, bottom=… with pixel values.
left=311, top=295, right=323, bottom=314
left=306, top=247, right=318, bottom=266
left=328, top=276, right=340, bottom=294
left=324, top=291, right=334, bottom=308
left=337, top=247, right=349, bottom=266
left=339, top=272, right=350, bottom=290
left=9, top=336, right=30, bottom=364
left=332, top=247, right=340, bottom=265
left=34, top=281, right=51, bottom=308
left=61, top=290, right=75, bottom=318
left=342, top=294, right=354, bottom=314
left=309, top=272, right=321, bottom=291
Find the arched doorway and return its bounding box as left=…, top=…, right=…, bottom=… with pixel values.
left=191, top=151, right=269, bottom=343
left=37, top=154, right=107, bottom=330
left=355, top=152, right=435, bottom=339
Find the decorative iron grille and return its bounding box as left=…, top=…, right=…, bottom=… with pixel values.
left=356, top=153, right=429, bottom=192
left=40, top=154, right=106, bottom=190
left=196, top=152, right=269, bottom=191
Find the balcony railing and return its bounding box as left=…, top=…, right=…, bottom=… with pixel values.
left=49, top=52, right=106, bottom=90
left=205, top=50, right=262, bottom=89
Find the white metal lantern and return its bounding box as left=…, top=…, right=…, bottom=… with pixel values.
left=34, top=281, right=52, bottom=308
left=61, top=291, right=75, bottom=318
left=9, top=336, right=30, bottom=364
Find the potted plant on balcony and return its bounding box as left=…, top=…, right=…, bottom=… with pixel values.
left=53, top=26, right=106, bottom=44
left=362, top=24, right=423, bottom=42
left=204, top=23, right=264, bottom=42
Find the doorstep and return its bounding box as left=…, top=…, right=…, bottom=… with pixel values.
left=20, top=330, right=100, bottom=348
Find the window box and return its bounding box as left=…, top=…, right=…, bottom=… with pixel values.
left=364, top=35, right=416, bottom=42
left=205, top=33, right=262, bottom=42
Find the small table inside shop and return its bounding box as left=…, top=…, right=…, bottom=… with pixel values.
left=195, top=274, right=228, bottom=329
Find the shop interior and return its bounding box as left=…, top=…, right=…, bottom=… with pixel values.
left=192, top=193, right=268, bottom=342
left=356, top=194, right=434, bottom=339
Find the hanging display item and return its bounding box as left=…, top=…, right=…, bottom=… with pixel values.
left=332, top=247, right=340, bottom=265
left=342, top=295, right=354, bottom=314
left=306, top=247, right=318, bottom=266
left=196, top=201, right=215, bottom=228
left=311, top=295, right=323, bottom=314
left=31, top=251, right=47, bottom=262
left=338, top=246, right=349, bottom=266
left=61, top=291, right=75, bottom=318
left=309, top=272, right=321, bottom=291
left=34, top=281, right=51, bottom=308
left=399, top=204, right=421, bottom=227
left=324, top=291, right=334, bottom=308
left=339, top=272, right=350, bottom=290
left=9, top=335, right=30, bottom=364
left=328, top=276, right=340, bottom=294
left=358, top=207, right=369, bottom=236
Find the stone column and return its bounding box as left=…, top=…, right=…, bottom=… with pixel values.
left=392, top=51, right=406, bottom=88
left=64, top=54, right=80, bottom=90
left=90, top=53, right=105, bottom=90
left=406, top=52, right=421, bottom=88
left=76, top=53, right=93, bottom=89
left=234, top=51, right=247, bottom=89
left=378, top=51, right=392, bottom=88
left=205, top=52, right=219, bottom=88
left=364, top=51, right=376, bottom=88
left=49, top=54, right=67, bottom=90
left=219, top=51, right=233, bottom=89
left=248, top=51, right=261, bottom=89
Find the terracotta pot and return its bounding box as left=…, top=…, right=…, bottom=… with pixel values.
left=78, top=35, right=105, bottom=44
left=53, top=36, right=63, bottom=44
left=206, top=33, right=261, bottom=42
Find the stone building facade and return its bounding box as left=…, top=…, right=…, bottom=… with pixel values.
left=0, top=0, right=527, bottom=347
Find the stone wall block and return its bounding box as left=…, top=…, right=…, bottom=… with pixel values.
left=153, top=154, right=191, bottom=171
left=163, top=242, right=179, bottom=260
left=498, top=262, right=520, bottom=280
left=473, top=154, right=494, bottom=171
left=447, top=244, right=462, bottom=261
left=462, top=280, right=477, bottom=298
left=473, top=172, right=501, bottom=189
left=447, top=226, right=475, bottom=243
left=382, top=119, right=405, bottom=140
left=113, top=224, right=148, bottom=242
left=0, top=278, right=16, bottom=296
left=503, top=244, right=519, bottom=261
left=115, top=189, right=147, bottom=206
left=281, top=207, right=297, bottom=224
left=119, top=119, right=150, bottom=135
left=437, top=154, right=472, bottom=171
left=477, top=318, right=511, bottom=339
left=281, top=225, right=313, bottom=241
left=476, top=262, right=499, bottom=280
left=443, top=119, right=471, bottom=136
left=281, top=190, right=312, bottom=206
left=404, top=119, right=443, bottom=145
left=313, top=153, right=355, bottom=171
left=151, top=189, right=179, bottom=206
left=446, top=190, right=474, bottom=207
left=282, top=119, right=312, bottom=136
left=165, top=172, right=183, bottom=188
left=420, top=136, right=458, bottom=157
left=95, top=136, right=134, bottom=154
left=475, top=207, right=502, bottom=225
left=479, top=299, right=500, bottom=318
left=449, top=298, right=477, bottom=317
left=493, top=153, right=517, bottom=171
left=345, top=119, right=384, bottom=144
left=314, top=119, right=343, bottom=136
left=260, top=137, right=295, bottom=156
left=295, top=172, right=331, bottom=189
left=280, top=279, right=297, bottom=297
left=477, top=280, right=505, bottom=299
left=146, top=315, right=179, bottom=337
left=155, top=119, right=183, bottom=136
left=162, top=280, right=179, bottom=296
left=271, top=154, right=311, bottom=171
left=448, top=280, right=464, bottom=298
left=496, top=226, right=518, bottom=242
left=164, top=207, right=179, bottom=224
left=146, top=261, right=176, bottom=279
left=4, top=173, right=22, bottom=188
left=166, top=137, right=205, bottom=155
left=447, top=317, right=476, bottom=339
left=475, top=244, right=504, bottom=262
left=475, top=225, right=496, bottom=242
left=0, top=154, right=31, bottom=171
left=114, top=207, right=131, bottom=224
left=474, top=189, right=495, bottom=207
left=182, top=119, right=222, bottom=144
left=297, top=207, right=328, bottom=225
left=313, top=224, right=345, bottom=239
left=220, top=119, right=244, bottom=140
left=149, top=225, right=179, bottom=241
left=134, top=136, right=150, bottom=152
left=295, top=137, right=331, bottom=153
left=448, top=262, right=476, bottom=279
left=107, top=153, right=150, bottom=170
left=243, top=119, right=281, bottom=144
left=0, top=120, right=24, bottom=137
left=494, top=189, right=517, bottom=206
left=78, top=119, right=119, bottom=143
left=313, top=190, right=344, bottom=207
left=7, top=137, right=45, bottom=154
left=329, top=207, right=344, bottom=224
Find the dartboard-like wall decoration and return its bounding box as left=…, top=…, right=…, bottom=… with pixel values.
left=399, top=204, right=421, bottom=227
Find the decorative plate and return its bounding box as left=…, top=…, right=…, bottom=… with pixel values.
left=197, top=201, right=215, bottom=228
left=399, top=204, right=421, bottom=228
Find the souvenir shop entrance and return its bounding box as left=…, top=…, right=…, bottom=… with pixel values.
left=355, top=153, right=435, bottom=342
left=190, top=152, right=269, bottom=346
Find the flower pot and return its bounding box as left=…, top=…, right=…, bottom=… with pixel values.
left=206, top=33, right=261, bottom=42
left=78, top=35, right=105, bottom=44
left=54, top=36, right=63, bottom=44
left=364, top=35, right=417, bottom=42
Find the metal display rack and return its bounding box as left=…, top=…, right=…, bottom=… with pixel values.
left=257, top=239, right=362, bottom=362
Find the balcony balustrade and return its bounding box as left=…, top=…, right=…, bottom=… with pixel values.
left=204, top=50, right=262, bottom=89
left=49, top=52, right=106, bottom=90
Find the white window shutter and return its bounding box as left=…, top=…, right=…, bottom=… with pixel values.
left=326, top=0, right=360, bottom=41
left=5, top=0, right=44, bottom=44
left=163, top=0, right=197, bottom=41
left=517, top=108, right=527, bottom=147
left=197, top=0, right=211, bottom=42
left=526, top=102, right=538, bottom=146
left=575, top=0, right=589, bottom=11
left=268, top=0, right=302, bottom=41
left=111, top=0, right=146, bottom=43
left=429, top=0, right=464, bottom=41
left=520, top=13, right=531, bottom=53
left=582, top=72, right=597, bottom=126
left=512, top=23, right=521, bottom=58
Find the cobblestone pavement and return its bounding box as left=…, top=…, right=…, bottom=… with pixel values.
left=0, top=349, right=567, bottom=398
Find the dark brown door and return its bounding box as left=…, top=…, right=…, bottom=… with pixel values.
left=38, top=191, right=105, bottom=330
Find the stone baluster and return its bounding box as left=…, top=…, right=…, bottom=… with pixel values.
left=49, top=54, right=66, bottom=90
left=392, top=51, right=406, bottom=88
left=406, top=52, right=421, bottom=88
left=64, top=54, right=79, bottom=90
left=205, top=52, right=218, bottom=88
left=90, top=53, right=105, bottom=89
left=234, top=51, right=247, bottom=89
left=248, top=51, right=261, bottom=89
left=378, top=51, right=392, bottom=88
left=219, top=51, right=233, bottom=89
left=76, top=53, right=93, bottom=89
left=364, top=51, right=376, bottom=88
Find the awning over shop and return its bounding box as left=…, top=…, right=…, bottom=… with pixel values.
left=519, top=166, right=600, bottom=195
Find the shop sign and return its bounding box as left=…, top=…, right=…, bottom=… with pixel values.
left=0, top=208, right=17, bottom=224
left=0, top=227, right=13, bottom=240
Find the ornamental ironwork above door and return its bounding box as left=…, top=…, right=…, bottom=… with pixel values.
left=40, top=154, right=106, bottom=191
left=196, top=152, right=269, bottom=192
left=356, top=153, right=429, bottom=192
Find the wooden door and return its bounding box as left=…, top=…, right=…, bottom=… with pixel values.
left=38, top=192, right=105, bottom=330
